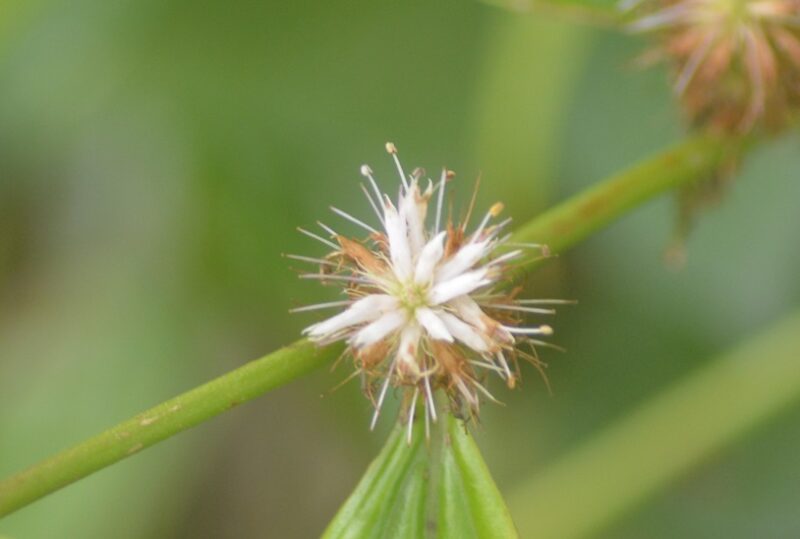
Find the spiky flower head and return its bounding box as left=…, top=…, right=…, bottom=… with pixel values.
left=626, top=0, right=800, bottom=133
left=290, top=143, right=558, bottom=441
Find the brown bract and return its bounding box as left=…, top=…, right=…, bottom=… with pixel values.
left=337, top=236, right=388, bottom=276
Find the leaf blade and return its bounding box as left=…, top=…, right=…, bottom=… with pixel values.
left=447, top=417, right=519, bottom=538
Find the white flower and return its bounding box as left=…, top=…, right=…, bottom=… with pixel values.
left=291, top=143, right=560, bottom=441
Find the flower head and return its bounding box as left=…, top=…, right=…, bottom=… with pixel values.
left=626, top=0, right=800, bottom=132
left=291, top=143, right=558, bottom=441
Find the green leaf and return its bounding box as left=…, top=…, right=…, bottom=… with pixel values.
left=445, top=416, right=518, bottom=537
left=323, top=410, right=518, bottom=538
left=322, top=423, right=427, bottom=539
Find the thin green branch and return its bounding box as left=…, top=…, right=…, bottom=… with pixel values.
left=0, top=135, right=735, bottom=518
left=510, top=134, right=737, bottom=259
left=508, top=310, right=800, bottom=539
left=0, top=340, right=342, bottom=518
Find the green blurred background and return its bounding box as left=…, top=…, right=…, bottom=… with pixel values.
left=2, top=1, right=799, bottom=537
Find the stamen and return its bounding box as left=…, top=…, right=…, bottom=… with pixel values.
left=423, top=372, right=437, bottom=422
left=360, top=183, right=385, bottom=225
left=522, top=339, right=567, bottom=353
left=470, top=379, right=502, bottom=404
left=495, top=351, right=513, bottom=380
left=385, top=142, right=409, bottom=190
left=283, top=254, right=338, bottom=267
left=461, top=175, right=481, bottom=232
left=299, top=274, right=373, bottom=285
left=327, top=369, right=362, bottom=393
left=485, top=250, right=523, bottom=267
left=297, top=227, right=339, bottom=250
left=504, top=325, right=554, bottom=336
left=407, top=387, right=419, bottom=445
left=455, top=377, right=479, bottom=406
left=370, top=361, right=396, bottom=430
left=472, top=202, right=504, bottom=242
left=513, top=299, right=576, bottom=305
left=488, top=217, right=514, bottom=238
left=469, top=359, right=506, bottom=375
left=517, top=349, right=552, bottom=394
left=330, top=206, right=378, bottom=234
left=434, top=169, right=447, bottom=235
left=484, top=304, right=556, bottom=315
left=360, top=165, right=385, bottom=213
left=289, top=300, right=353, bottom=313
left=317, top=221, right=338, bottom=238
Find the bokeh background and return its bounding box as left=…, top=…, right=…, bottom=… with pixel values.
left=2, top=1, right=800, bottom=537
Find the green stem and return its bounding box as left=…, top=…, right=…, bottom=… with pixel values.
left=0, top=340, right=342, bottom=518
left=507, top=310, right=800, bottom=539
left=0, top=135, right=735, bottom=518
left=510, top=134, right=737, bottom=260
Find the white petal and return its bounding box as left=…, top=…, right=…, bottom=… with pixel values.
left=439, top=311, right=489, bottom=353
left=415, top=307, right=453, bottom=342
left=304, top=294, right=398, bottom=339
left=436, top=240, right=492, bottom=283
left=400, top=182, right=427, bottom=256
left=413, top=231, right=446, bottom=285
left=449, top=295, right=487, bottom=330
left=353, top=309, right=407, bottom=348
left=429, top=270, right=491, bottom=305
left=383, top=199, right=412, bottom=280
left=452, top=295, right=515, bottom=345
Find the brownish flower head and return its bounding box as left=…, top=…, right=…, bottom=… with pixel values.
left=627, top=0, right=800, bottom=132
left=290, top=144, right=560, bottom=442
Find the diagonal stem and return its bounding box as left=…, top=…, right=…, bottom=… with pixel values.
left=0, top=340, right=342, bottom=518
left=0, top=134, right=739, bottom=518
left=509, top=134, right=740, bottom=263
